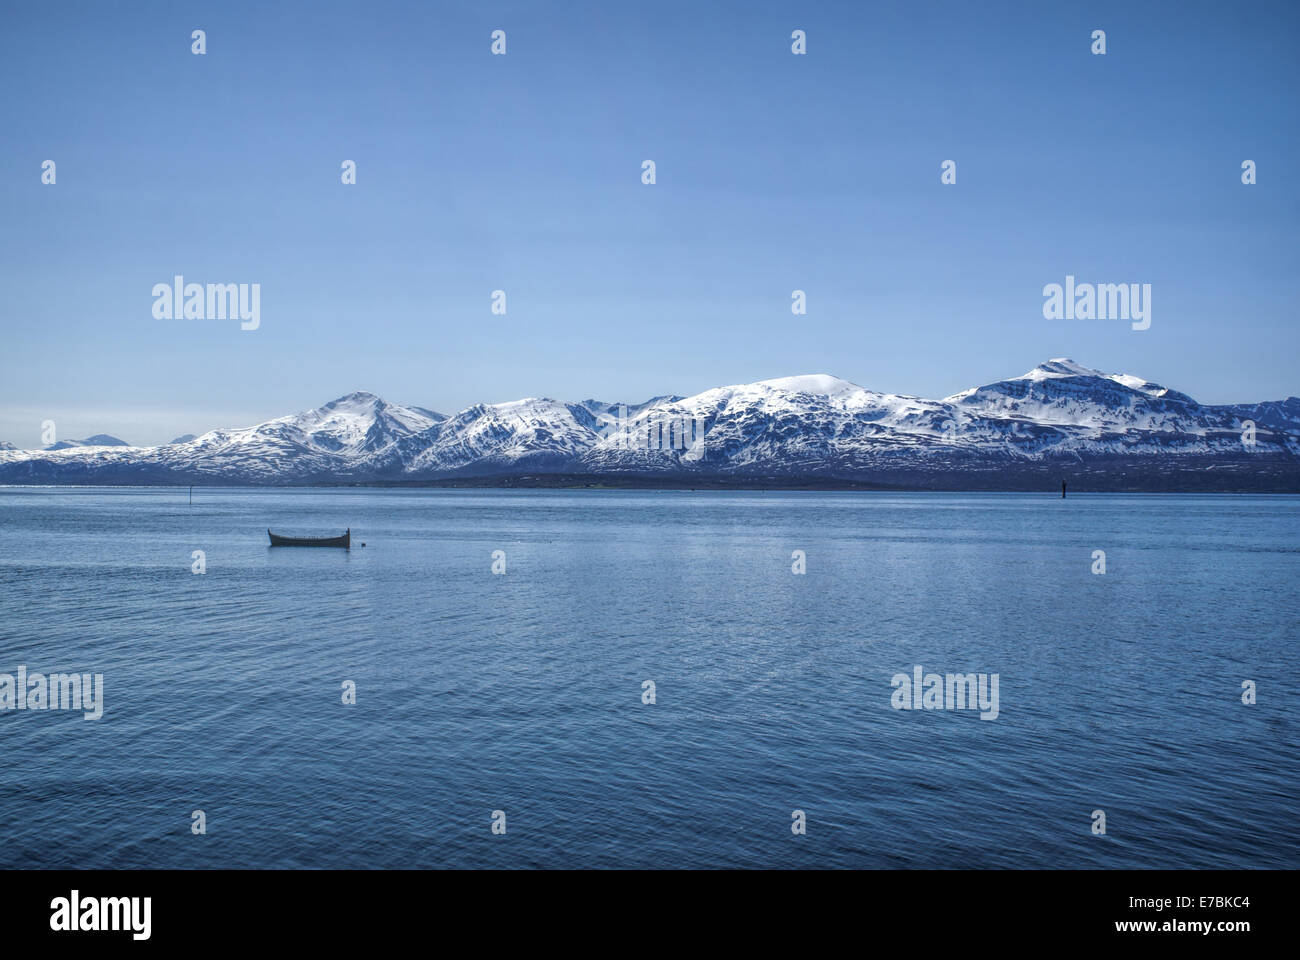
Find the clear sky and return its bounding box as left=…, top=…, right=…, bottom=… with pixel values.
left=2, top=0, right=1297, bottom=446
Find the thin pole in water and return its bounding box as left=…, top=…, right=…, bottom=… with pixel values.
left=189, top=485, right=192, bottom=506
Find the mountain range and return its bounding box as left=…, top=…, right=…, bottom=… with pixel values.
left=2, top=359, right=1296, bottom=491
left=43, top=434, right=130, bottom=451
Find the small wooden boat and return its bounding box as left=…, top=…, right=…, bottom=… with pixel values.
left=268, top=528, right=351, bottom=548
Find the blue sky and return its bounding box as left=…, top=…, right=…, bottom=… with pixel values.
left=1, top=0, right=1297, bottom=446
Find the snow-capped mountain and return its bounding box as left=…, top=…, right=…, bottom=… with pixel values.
left=1, top=361, right=1295, bottom=490
left=940, top=359, right=1299, bottom=460
left=395, top=398, right=601, bottom=474
left=45, top=433, right=130, bottom=451
left=0, top=392, right=443, bottom=484
left=946, top=358, right=1200, bottom=436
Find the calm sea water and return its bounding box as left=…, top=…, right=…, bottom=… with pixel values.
left=0, top=487, right=1296, bottom=869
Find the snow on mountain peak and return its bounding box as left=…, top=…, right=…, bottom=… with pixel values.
left=940, top=358, right=1203, bottom=432
left=1019, top=358, right=1173, bottom=398
left=318, top=391, right=385, bottom=412
left=942, top=358, right=1174, bottom=402
left=1024, top=358, right=1104, bottom=380
left=44, top=434, right=132, bottom=451
left=755, top=374, right=862, bottom=397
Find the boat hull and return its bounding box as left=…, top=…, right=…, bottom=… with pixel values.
left=268, top=529, right=350, bottom=548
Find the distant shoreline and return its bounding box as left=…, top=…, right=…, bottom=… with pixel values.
left=3, top=474, right=1298, bottom=495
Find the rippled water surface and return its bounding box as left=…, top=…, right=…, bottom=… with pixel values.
left=0, top=487, right=1296, bottom=868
